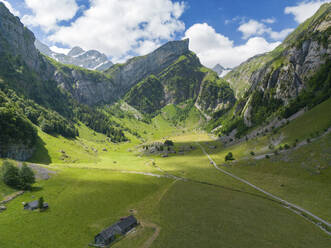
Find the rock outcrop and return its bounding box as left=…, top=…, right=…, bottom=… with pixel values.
left=224, top=2, right=331, bottom=126
left=0, top=144, right=35, bottom=161
left=0, top=3, right=40, bottom=70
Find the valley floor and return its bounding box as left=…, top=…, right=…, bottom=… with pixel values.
left=1, top=101, right=331, bottom=248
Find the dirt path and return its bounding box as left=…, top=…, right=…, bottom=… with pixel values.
left=0, top=191, right=24, bottom=205
left=140, top=221, right=161, bottom=248
left=196, top=142, right=331, bottom=236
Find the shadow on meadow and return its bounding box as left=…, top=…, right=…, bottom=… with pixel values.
left=28, top=136, right=52, bottom=165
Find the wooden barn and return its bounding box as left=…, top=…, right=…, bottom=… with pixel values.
left=94, top=215, right=138, bottom=246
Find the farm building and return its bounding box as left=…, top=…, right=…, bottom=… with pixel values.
left=24, top=200, right=49, bottom=211
left=94, top=215, right=138, bottom=246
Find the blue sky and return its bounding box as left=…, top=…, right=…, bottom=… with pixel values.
left=1, top=0, right=330, bottom=67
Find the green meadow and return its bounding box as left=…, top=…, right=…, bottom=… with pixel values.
left=0, top=102, right=331, bottom=247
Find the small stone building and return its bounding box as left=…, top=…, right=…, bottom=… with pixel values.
left=94, top=215, right=138, bottom=246
left=23, top=200, right=48, bottom=211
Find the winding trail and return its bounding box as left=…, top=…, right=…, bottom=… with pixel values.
left=140, top=222, right=161, bottom=248
left=196, top=142, right=331, bottom=236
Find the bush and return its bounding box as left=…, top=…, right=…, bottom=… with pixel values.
left=250, top=151, right=255, bottom=156
left=38, top=197, right=44, bottom=209
left=265, top=155, right=270, bottom=159
left=284, top=144, right=290, bottom=150
left=1, top=161, right=35, bottom=189
left=225, top=152, right=235, bottom=161
left=1, top=161, right=20, bottom=188
left=19, top=164, right=35, bottom=189
left=164, top=140, right=174, bottom=146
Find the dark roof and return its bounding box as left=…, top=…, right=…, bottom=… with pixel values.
left=97, top=225, right=120, bottom=241
left=96, top=215, right=137, bottom=240
left=116, top=215, right=137, bottom=232
left=24, top=200, right=48, bottom=209
left=25, top=200, right=39, bottom=208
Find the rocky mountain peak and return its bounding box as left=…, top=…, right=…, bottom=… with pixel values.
left=212, top=64, right=232, bottom=77
left=34, top=41, right=113, bottom=71
left=68, top=46, right=85, bottom=56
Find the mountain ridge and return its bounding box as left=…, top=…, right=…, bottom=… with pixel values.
left=34, top=40, right=113, bottom=71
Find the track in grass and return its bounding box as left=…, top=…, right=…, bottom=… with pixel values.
left=197, top=142, right=331, bottom=236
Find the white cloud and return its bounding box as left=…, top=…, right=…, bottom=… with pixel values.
left=0, top=0, right=20, bottom=16
left=22, top=0, right=79, bottom=32
left=238, top=19, right=294, bottom=40
left=50, top=46, right=70, bottom=55
left=269, top=28, right=294, bottom=40
left=285, top=0, right=330, bottom=23
left=185, top=23, right=280, bottom=68
left=238, top=20, right=268, bottom=39
left=262, top=18, right=276, bottom=24
left=48, top=0, right=185, bottom=62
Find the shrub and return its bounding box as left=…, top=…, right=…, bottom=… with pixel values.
left=19, top=164, right=35, bottom=189
left=265, top=155, right=270, bottom=159
left=1, top=161, right=20, bottom=188
left=164, top=140, right=174, bottom=146
left=38, top=197, right=44, bottom=209
left=250, top=151, right=255, bottom=156
left=1, top=161, right=35, bottom=189
left=307, top=138, right=311, bottom=143
left=225, top=152, right=235, bottom=161
left=284, top=144, right=290, bottom=150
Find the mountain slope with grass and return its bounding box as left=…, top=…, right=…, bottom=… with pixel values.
left=212, top=2, right=331, bottom=138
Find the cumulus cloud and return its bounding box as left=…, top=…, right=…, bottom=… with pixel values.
left=285, top=0, right=330, bottom=23
left=268, top=28, right=294, bottom=40
left=185, top=23, right=280, bottom=68
left=238, top=20, right=267, bottom=39
left=262, top=18, right=276, bottom=24
left=50, top=46, right=70, bottom=55
left=238, top=19, right=293, bottom=40
left=22, top=0, right=79, bottom=32
left=0, top=0, right=20, bottom=16
left=48, top=0, right=185, bottom=62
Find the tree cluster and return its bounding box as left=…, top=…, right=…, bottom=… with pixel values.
left=1, top=161, right=35, bottom=189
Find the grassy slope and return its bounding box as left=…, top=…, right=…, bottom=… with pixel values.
left=152, top=180, right=330, bottom=248
left=1, top=101, right=331, bottom=247
left=204, top=98, right=331, bottom=223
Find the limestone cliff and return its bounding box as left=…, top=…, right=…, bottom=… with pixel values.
left=225, top=3, right=331, bottom=126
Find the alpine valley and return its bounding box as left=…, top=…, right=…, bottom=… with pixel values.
left=0, top=2, right=331, bottom=248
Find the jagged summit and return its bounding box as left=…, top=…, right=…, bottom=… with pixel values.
left=68, top=46, right=85, bottom=57
left=212, top=64, right=232, bottom=77
left=34, top=41, right=113, bottom=71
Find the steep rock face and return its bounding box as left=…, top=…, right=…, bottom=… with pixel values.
left=35, top=41, right=113, bottom=71
left=52, top=67, right=117, bottom=106
left=225, top=3, right=331, bottom=126
left=195, top=71, right=236, bottom=115
left=0, top=3, right=40, bottom=70
left=106, top=39, right=190, bottom=91
left=0, top=144, right=34, bottom=161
